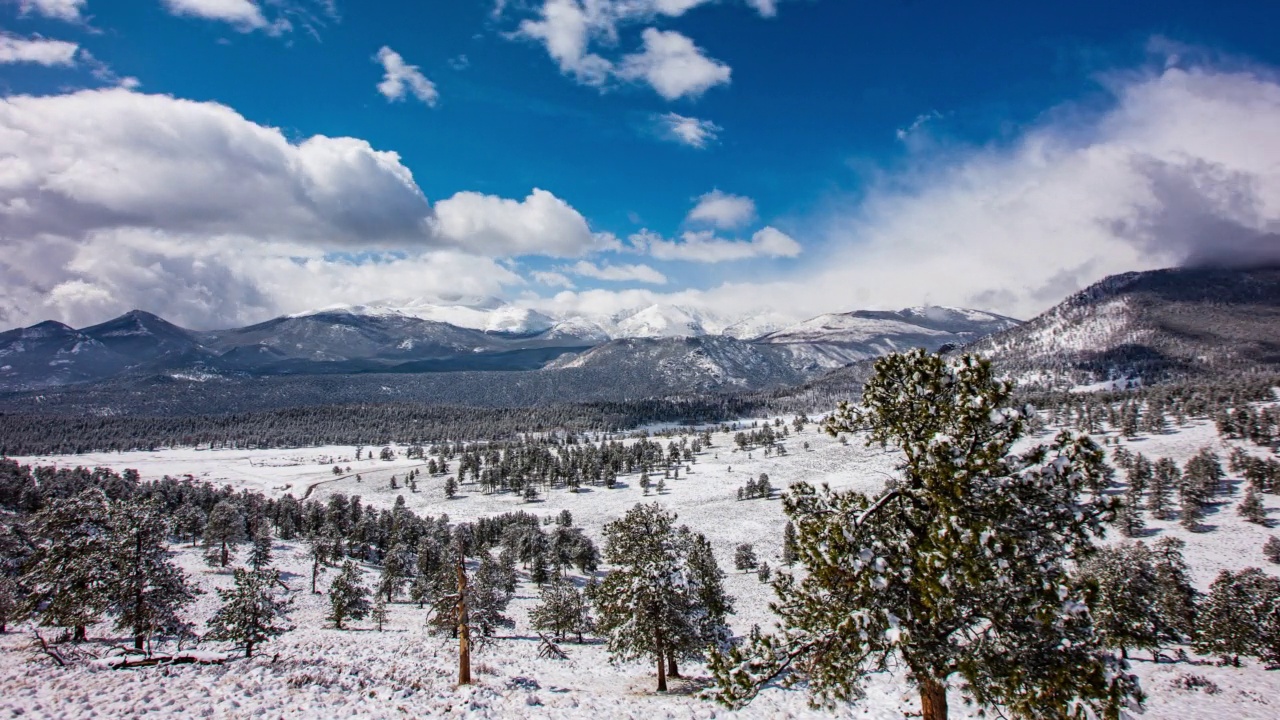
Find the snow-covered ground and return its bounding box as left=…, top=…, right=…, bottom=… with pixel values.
left=3, top=411, right=1279, bottom=719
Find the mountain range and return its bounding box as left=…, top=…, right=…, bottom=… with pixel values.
left=0, top=301, right=1018, bottom=394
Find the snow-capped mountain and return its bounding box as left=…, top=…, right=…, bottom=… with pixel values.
left=0, top=298, right=1018, bottom=394
left=756, top=306, right=1021, bottom=369
left=964, top=266, right=1280, bottom=391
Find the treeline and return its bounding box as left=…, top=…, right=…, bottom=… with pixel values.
left=0, top=397, right=762, bottom=455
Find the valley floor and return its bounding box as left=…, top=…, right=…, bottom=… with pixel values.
left=3, top=413, right=1279, bottom=719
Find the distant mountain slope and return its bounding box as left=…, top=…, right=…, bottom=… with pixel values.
left=756, top=306, right=1020, bottom=369
left=965, top=266, right=1280, bottom=391
left=547, top=335, right=807, bottom=392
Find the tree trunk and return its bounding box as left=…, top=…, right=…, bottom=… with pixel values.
left=457, top=558, right=472, bottom=686
left=666, top=649, right=680, bottom=678
left=245, top=641, right=253, bottom=659
left=134, top=633, right=144, bottom=650
left=221, top=540, right=229, bottom=567
left=73, top=625, right=86, bottom=642
left=655, top=630, right=667, bottom=692
left=921, top=678, right=947, bottom=720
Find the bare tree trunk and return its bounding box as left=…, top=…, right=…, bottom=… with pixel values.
left=921, top=678, right=947, bottom=720
left=457, top=558, right=472, bottom=686
left=73, top=625, right=86, bottom=643
left=666, top=649, right=680, bottom=678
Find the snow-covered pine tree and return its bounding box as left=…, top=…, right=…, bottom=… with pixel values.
left=734, top=543, right=758, bottom=572
left=378, top=543, right=411, bottom=602
left=664, top=526, right=734, bottom=678
left=1148, top=458, right=1178, bottom=520
left=248, top=525, right=273, bottom=571
left=593, top=503, right=696, bottom=692
left=372, top=596, right=388, bottom=632
left=1079, top=544, right=1160, bottom=660
left=106, top=499, right=199, bottom=649
left=203, top=499, right=247, bottom=568
left=427, top=548, right=515, bottom=684
left=782, top=521, right=798, bottom=566
left=530, top=576, right=592, bottom=642
left=20, top=489, right=114, bottom=641
left=1238, top=488, right=1268, bottom=525
left=1194, top=568, right=1280, bottom=666
left=1117, top=487, right=1145, bottom=538
left=710, top=349, right=1137, bottom=720
left=306, top=528, right=340, bottom=594
left=1265, top=536, right=1280, bottom=564
left=1149, top=537, right=1197, bottom=646
left=328, top=560, right=371, bottom=630
left=206, top=567, right=292, bottom=658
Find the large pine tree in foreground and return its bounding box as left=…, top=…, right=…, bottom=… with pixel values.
left=106, top=499, right=199, bottom=649
left=709, top=349, right=1140, bottom=720
left=207, top=567, right=293, bottom=658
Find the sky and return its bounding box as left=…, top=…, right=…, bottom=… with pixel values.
left=2, top=0, right=1280, bottom=330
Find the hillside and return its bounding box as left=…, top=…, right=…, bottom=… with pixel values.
left=965, top=266, right=1280, bottom=391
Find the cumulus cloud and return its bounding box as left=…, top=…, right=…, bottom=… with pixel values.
left=375, top=47, right=438, bottom=106
left=652, top=112, right=720, bottom=148
left=510, top=1, right=736, bottom=99
left=638, top=226, right=802, bottom=263
left=0, top=33, right=78, bottom=65
left=161, top=0, right=290, bottom=34
left=686, top=190, right=755, bottom=229
left=562, top=260, right=667, bottom=284
left=616, top=28, right=730, bottom=100
left=14, top=0, right=85, bottom=22
left=433, top=189, right=613, bottom=258
left=0, top=89, right=608, bottom=328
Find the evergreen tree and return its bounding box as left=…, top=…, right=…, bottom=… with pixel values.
left=305, top=529, right=339, bottom=594
left=1238, top=488, right=1269, bottom=525
left=328, top=560, right=371, bottom=630
left=734, top=543, right=758, bottom=572
left=106, top=499, right=199, bottom=649
left=207, top=567, right=293, bottom=658
left=203, top=499, right=246, bottom=568
left=444, top=476, right=457, bottom=499
left=20, top=490, right=114, bottom=641
left=667, top=526, right=734, bottom=678
left=1265, top=536, right=1280, bottom=564
left=592, top=503, right=696, bottom=692
left=710, top=350, right=1136, bottom=720
left=1149, top=537, right=1197, bottom=645
left=1195, top=568, right=1280, bottom=666
left=1148, top=458, right=1178, bottom=520
left=782, top=521, right=798, bottom=566
left=1116, top=490, right=1145, bottom=538
left=756, top=561, right=771, bottom=582
left=378, top=543, right=410, bottom=602
left=531, top=577, right=592, bottom=642
left=372, top=596, right=388, bottom=631
left=1079, top=544, right=1160, bottom=659
left=248, top=525, right=273, bottom=571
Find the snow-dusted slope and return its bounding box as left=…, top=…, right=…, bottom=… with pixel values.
left=966, top=266, right=1280, bottom=391
left=757, top=306, right=1020, bottom=369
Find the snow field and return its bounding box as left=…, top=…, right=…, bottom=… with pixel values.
left=3, top=412, right=1279, bottom=718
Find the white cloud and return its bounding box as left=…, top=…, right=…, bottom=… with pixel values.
left=15, top=0, right=85, bottom=21
left=654, top=112, right=720, bottom=148
left=639, top=226, right=802, bottom=263
left=0, top=34, right=78, bottom=66
left=531, top=270, right=575, bottom=288
left=433, top=189, right=610, bottom=257
left=617, top=28, right=730, bottom=100
left=686, top=190, right=755, bottom=229
left=375, top=47, right=439, bottom=106
left=511, top=1, right=737, bottom=99
left=563, top=260, right=667, bottom=284
left=0, top=88, right=613, bottom=328
left=161, top=0, right=290, bottom=34
left=743, top=0, right=776, bottom=17
left=515, top=0, right=613, bottom=86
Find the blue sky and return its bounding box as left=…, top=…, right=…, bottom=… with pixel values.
left=2, top=0, right=1280, bottom=329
